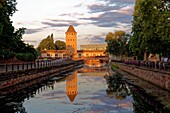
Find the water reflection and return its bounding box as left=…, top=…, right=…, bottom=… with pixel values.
left=0, top=76, right=57, bottom=113
left=105, top=74, right=131, bottom=100
left=66, top=71, right=78, bottom=102
left=0, top=65, right=169, bottom=113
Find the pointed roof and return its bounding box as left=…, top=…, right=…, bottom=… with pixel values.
left=67, top=94, right=77, bottom=102
left=65, top=25, right=77, bottom=34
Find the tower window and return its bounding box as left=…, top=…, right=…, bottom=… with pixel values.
left=47, top=54, right=50, bottom=57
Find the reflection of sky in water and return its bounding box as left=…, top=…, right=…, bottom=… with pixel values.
left=23, top=72, right=133, bottom=113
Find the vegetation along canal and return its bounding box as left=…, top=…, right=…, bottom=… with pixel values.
left=0, top=64, right=170, bottom=113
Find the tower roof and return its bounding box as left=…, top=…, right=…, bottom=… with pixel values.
left=65, top=25, right=77, bottom=34
left=67, top=94, right=77, bottom=102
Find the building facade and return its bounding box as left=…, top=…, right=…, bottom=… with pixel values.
left=80, top=44, right=107, bottom=50
left=41, top=25, right=107, bottom=59
left=41, top=50, right=66, bottom=59
left=65, top=25, right=77, bottom=58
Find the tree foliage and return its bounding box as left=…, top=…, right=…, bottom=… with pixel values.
left=38, top=34, right=66, bottom=51
left=105, top=32, right=114, bottom=42
left=130, top=0, right=170, bottom=58
left=55, top=40, right=66, bottom=50
left=0, top=0, right=37, bottom=61
left=38, top=34, right=55, bottom=50
left=105, top=31, right=131, bottom=57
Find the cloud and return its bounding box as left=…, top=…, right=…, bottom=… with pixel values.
left=59, top=13, right=84, bottom=17
left=100, top=0, right=135, bottom=6
left=25, top=28, right=43, bottom=34
left=82, top=0, right=135, bottom=28
left=23, top=40, right=37, bottom=43
left=87, top=3, right=120, bottom=13
left=80, top=11, right=132, bottom=27
left=78, top=34, right=106, bottom=45
left=87, top=0, right=135, bottom=13
left=74, top=3, right=83, bottom=7
left=42, top=19, right=81, bottom=27
left=111, top=6, right=134, bottom=14
left=42, top=22, right=68, bottom=27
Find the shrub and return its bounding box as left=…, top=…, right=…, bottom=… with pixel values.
left=16, top=53, right=35, bottom=62
left=111, top=64, right=119, bottom=70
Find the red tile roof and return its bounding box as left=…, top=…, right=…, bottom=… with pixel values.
left=65, top=25, right=77, bottom=33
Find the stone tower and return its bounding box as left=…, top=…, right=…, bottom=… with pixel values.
left=65, top=25, right=77, bottom=58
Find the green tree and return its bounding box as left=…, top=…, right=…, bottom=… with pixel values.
left=55, top=40, right=66, bottom=50
left=105, top=32, right=114, bottom=42
left=130, top=0, right=170, bottom=59
left=0, top=0, right=17, bottom=57
left=0, top=0, right=37, bottom=61
left=105, top=31, right=131, bottom=58
left=114, top=31, right=126, bottom=40
left=38, top=34, right=55, bottom=50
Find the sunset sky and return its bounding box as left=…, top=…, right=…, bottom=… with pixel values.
left=12, top=0, right=135, bottom=48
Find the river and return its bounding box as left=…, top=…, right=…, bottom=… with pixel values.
left=0, top=64, right=169, bottom=113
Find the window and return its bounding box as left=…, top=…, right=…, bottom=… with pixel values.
left=55, top=54, right=58, bottom=57
left=79, top=54, right=82, bottom=57
left=47, top=54, right=50, bottom=57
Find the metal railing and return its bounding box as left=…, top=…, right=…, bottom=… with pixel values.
left=0, top=59, right=78, bottom=74
left=124, top=60, right=170, bottom=71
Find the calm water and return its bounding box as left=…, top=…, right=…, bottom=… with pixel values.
left=0, top=65, right=169, bottom=113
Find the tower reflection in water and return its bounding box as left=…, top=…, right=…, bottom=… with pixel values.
left=66, top=71, right=78, bottom=102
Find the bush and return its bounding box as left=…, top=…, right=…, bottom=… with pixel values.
left=16, top=53, right=35, bottom=62
left=111, top=64, right=119, bottom=70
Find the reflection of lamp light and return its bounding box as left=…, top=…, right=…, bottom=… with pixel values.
left=44, top=48, right=46, bottom=50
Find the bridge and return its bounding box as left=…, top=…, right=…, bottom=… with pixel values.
left=77, top=67, right=109, bottom=73
left=83, top=56, right=109, bottom=61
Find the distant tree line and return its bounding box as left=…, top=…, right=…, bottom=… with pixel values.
left=36, top=33, right=66, bottom=55
left=106, top=0, right=170, bottom=60
left=0, top=0, right=37, bottom=61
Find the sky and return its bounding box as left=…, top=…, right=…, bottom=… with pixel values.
left=12, top=0, right=136, bottom=48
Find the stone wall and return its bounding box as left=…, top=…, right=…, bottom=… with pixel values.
left=118, top=63, right=170, bottom=91
left=0, top=60, right=83, bottom=89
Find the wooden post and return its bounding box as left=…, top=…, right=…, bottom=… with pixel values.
left=27, top=63, right=28, bottom=70
left=31, top=62, right=33, bottom=69
left=12, top=64, right=14, bottom=71
left=22, top=63, right=24, bottom=70
left=144, top=51, right=147, bottom=60
left=6, top=64, right=8, bottom=72
left=37, top=61, right=39, bottom=68
left=17, top=64, right=19, bottom=71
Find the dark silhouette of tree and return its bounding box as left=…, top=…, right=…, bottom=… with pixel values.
left=105, top=74, right=130, bottom=100
left=0, top=0, right=37, bottom=61
left=130, top=0, right=170, bottom=59
left=55, top=40, right=66, bottom=50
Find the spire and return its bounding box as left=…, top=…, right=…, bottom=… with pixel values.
left=65, top=25, right=77, bottom=34
left=67, top=94, right=77, bottom=102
